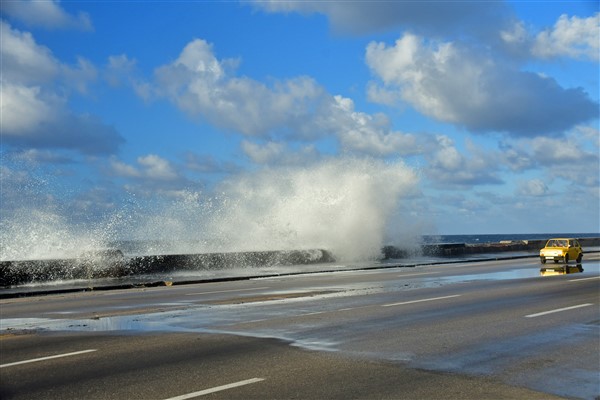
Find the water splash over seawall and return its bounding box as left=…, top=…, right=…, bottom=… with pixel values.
left=1, top=157, right=421, bottom=264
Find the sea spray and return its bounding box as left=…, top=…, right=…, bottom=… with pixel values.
left=0, top=208, right=114, bottom=261
left=127, top=157, right=419, bottom=261
left=212, top=158, right=418, bottom=261
left=1, top=157, right=420, bottom=263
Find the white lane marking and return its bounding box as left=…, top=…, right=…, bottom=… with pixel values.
left=164, top=378, right=265, bottom=400
left=300, top=311, right=325, bottom=316
left=240, top=318, right=268, bottom=324
left=397, top=272, right=440, bottom=277
left=382, top=294, right=461, bottom=307
left=186, top=287, right=269, bottom=296
left=569, top=276, right=600, bottom=282
left=0, top=349, right=97, bottom=368
left=525, top=303, right=593, bottom=318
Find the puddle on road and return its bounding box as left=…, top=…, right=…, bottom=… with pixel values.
left=433, top=262, right=599, bottom=284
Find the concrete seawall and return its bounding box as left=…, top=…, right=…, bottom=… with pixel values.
left=2, top=238, right=599, bottom=287
left=0, top=249, right=335, bottom=287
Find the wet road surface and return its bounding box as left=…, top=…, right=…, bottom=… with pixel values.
left=1, top=255, right=599, bottom=399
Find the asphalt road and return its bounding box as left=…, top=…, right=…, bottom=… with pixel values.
left=1, top=254, right=599, bottom=399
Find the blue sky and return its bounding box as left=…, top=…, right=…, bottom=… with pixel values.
left=1, top=1, right=599, bottom=260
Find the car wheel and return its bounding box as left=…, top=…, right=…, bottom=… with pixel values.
left=576, top=254, right=582, bottom=263
left=564, top=254, right=569, bottom=264
left=540, top=257, right=546, bottom=264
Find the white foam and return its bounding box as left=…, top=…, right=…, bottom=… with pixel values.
left=2, top=157, right=421, bottom=263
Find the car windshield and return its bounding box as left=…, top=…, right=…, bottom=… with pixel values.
left=548, top=240, right=568, bottom=247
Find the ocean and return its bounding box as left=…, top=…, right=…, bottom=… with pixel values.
left=421, top=233, right=600, bottom=245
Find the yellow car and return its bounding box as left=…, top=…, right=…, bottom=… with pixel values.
left=540, top=238, right=583, bottom=264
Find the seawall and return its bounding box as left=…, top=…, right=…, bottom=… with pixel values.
left=2, top=237, right=599, bottom=287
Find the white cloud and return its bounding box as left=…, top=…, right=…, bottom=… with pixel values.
left=137, top=155, right=179, bottom=180
left=1, top=0, right=93, bottom=31
left=577, top=125, right=600, bottom=147
left=1, top=81, right=123, bottom=155
left=425, top=136, right=503, bottom=187
left=241, top=140, right=287, bottom=164
left=1, top=22, right=122, bottom=155
left=0, top=21, right=59, bottom=84
left=250, top=0, right=511, bottom=38
left=184, top=152, right=239, bottom=174
left=1, top=83, right=53, bottom=133
left=241, top=140, right=320, bottom=165
left=149, top=38, right=424, bottom=158
left=105, top=54, right=137, bottom=87
left=366, top=33, right=598, bottom=136
left=10, top=149, right=74, bottom=165
left=110, top=155, right=179, bottom=181
left=500, top=21, right=529, bottom=46
left=110, top=158, right=141, bottom=179
left=498, top=129, right=599, bottom=189
left=517, top=179, right=548, bottom=197
left=61, top=57, right=98, bottom=94
left=154, top=39, right=324, bottom=137
left=331, top=96, right=421, bottom=156
left=533, top=13, right=600, bottom=61
left=530, top=136, right=589, bottom=164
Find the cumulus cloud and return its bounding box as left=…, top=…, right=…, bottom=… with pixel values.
left=517, top=179, right=549, bottom=197
left=137, top=155, right=179, bottom=180
left=149, top=38, right=423, bottom=157
left=184, top=152, right=239, bottom=174
left=105, top=54, right=137, bottom=87
left=110, top=155, right=180, bottom=181
left=425, top=136, right=503, bottom=187
left=241, top=140, right=287, bottom=164
left=530, top=136, right=586, bottom=164
left=533, top=13, right=600, bottom=61
left=500, top=13, right=600, bottom=62
left=498, top=128, right=599, bottom=189
left=0, top=21, right=59, bottom=84
left=1, top=22, right=123, bottom=155
left=110, top=158, right=141, bottom=179
left=154, top=39, right=327, bottom=137
left=2, top=82, right=123, bottom=154
left=331, top=96, right=421, bottom=156
left=251, top=0, right=511, bottom=38
left=9, top=149, right=75, bottom=165
left=1, top=0, right=93, bottom=31
left=366, top=33, right=599, bottom=137
left=241, top=140, right=321, bottom=165
left=107, top=154, right=202, bottom=200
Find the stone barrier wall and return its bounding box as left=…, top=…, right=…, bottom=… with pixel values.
left=1, top=238, right=598, bottom=287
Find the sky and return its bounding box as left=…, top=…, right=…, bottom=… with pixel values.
left=1, top=1, right=599, bottom=259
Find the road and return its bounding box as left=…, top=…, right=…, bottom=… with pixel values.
left=1, top=254, right=599, bottom=399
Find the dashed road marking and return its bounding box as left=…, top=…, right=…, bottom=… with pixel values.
left=525, top=303, right=593, bottom=318
left=164, top=378, right=265, bottom=399
left=0, top=349, right=97, bottom=368
left=186, top=287, right=269, bottom=296
left=568, top=276, right=600, bottom=282
left=382, top=294, right=461, bottom=307
left=397, top=272, right=440, bottom=277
